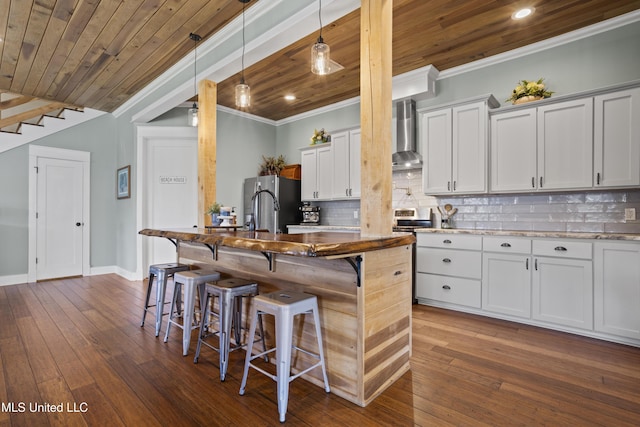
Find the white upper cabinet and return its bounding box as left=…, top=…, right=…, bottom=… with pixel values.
left=422, top=108, right=452, bottom=193
left=489, top=108, right=537, bottom=192
left=332, top=129, right=361, bottom=199
left=593, top=87, right=640, bottom=188
left=422, top=97, right=495, bottom=195
left=490, top=98, right=593, bottom=192
left=537, top=98, right=593, bottom=190
left=300, top=144, right=333, bottom=201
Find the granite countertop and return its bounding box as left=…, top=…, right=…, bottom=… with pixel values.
left=415, top=228, right=640, bottom=241
left=139, top=228, right=415, bottom=257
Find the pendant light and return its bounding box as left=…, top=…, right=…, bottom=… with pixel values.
left=311, top=0, right=330, bottom=75
left=188, top=32, right=202, bottom=126
left=235, top=0, right=251, bottom=108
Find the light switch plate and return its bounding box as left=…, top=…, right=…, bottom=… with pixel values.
left=624, top=208, right=636, bottom=221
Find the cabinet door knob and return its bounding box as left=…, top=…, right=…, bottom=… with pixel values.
left=540, top=176, right=543, bottom=188
left=442, top=285, right=451, bottom=290
left=554, top=246, right=567, bottom=252
left=526, top=258, right=529, bottom=270
left=443, top=239, right=452, bottom=244
left=447, top=181, right=451, bottom=191
left=442, top=258, right=451, bottom=263
left=532, top=177, right=535, bottom=188
left=500, top=242, right=511, bottom=248
left=596, top=172, right=601, bottom=185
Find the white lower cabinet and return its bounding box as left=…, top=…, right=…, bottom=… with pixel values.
left=530, top=239, right=593, bottom=330
left=416, top=274, right=481, bottom=308
left=482, top=237, right=532, bottom=318
left=594, top=241, right=640, bottom=340
left=531, top=256, right=593, bottom=330
left=414, top=232, right=640, bottom=346
left=416, top=234, right=482, bottom=308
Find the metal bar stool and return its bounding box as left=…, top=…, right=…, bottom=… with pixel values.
left=164, top=270, right=221, bottom=356
left=194, top=278, right=267, bottom=381
left=140, top=263, right=191, bottom=337
left=239, top=290, right=330, bottom=423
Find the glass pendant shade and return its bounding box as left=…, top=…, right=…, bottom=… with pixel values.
left=188, top=103, right=198, bottom=126
left=235, top=82, right=251, bottom=108
left=311, top=38, right=330, bottom=75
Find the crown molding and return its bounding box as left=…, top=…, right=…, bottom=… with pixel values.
left=439, top=9, right=640, bottom=79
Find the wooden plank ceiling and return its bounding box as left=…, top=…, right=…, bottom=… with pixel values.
left=1, top=0, right=640, bottom=131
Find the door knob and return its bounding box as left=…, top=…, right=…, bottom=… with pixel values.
left=76, top=222, right=82, bottom=226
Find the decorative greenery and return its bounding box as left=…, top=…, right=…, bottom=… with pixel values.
left=206, top=202, right=221, bottom=214
left=259, top=154, right=286, bottom=176
left=310, top=128, right=330, bottom=145
left=506, top=78, right=554, bottom=103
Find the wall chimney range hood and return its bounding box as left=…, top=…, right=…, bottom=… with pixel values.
left=392, top=99, right=421, bottom=171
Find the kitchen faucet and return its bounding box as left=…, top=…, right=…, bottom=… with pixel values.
left=249, top=188, right=280, bottom=231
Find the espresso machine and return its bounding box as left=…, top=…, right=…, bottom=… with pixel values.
left=300, top=202, right=320, bottom=224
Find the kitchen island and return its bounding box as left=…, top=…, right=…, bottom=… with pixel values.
left=139, top=228, right=415, bottom=406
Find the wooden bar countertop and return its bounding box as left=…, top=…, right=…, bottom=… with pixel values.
left=139, top=228, right=415, bottom=257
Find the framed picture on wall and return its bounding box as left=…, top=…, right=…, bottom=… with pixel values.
left=117, top=165, right=131, bottom=199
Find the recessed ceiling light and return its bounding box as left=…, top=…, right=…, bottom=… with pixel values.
left=284, top=94, right=296, bottom=101
left=512, top=7, right=535, bottom=20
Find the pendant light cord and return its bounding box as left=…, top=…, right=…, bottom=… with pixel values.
left=318, top=0, right=323, bottom=42
left=241, top=1, right=246, bottom=84
left=193, top=36, right=197, bottom=100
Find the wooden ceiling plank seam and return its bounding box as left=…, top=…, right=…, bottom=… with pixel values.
left=36, top=0, right=102, bottom=99
left=54, top=0, right=159, bottom=102
left=62, top=0, right=174, bottom=104
left=111, top=1, right=245, bottom=106
left=34, top=1, right=97, bottom=99
left=96, top=0, right=243, bottom=108
left=10, top=0, right=56, bottom=94
left=104, top=0, right=169, bottom=57
left=0, top=0, right=32, bottom=90
left=0, top=0, right=10, bottom=72
left=70, top=0, right=210, bottom=108
left=48, top=0, right=123, bottom=102
left=73, top=0, right=236, bottom=110
left=20, top=0, right=76, bottom=96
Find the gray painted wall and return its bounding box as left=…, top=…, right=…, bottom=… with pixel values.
left=0, top=113, right=118, bottom=276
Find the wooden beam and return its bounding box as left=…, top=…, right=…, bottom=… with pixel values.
left=198, top=79, right=217, bottom=227
left=360, top=0, right=393, bottom=237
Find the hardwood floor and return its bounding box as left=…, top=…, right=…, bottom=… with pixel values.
left=1, top=274, right=639, bottom=426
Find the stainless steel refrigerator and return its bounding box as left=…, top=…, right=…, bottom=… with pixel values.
left=243, top=175, right=301, bottom=233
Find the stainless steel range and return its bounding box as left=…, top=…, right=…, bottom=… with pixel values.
left=392, top=208, right=433, bottom=304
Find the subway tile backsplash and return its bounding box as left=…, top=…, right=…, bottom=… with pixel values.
left=310, top=169, right=640, bottom=234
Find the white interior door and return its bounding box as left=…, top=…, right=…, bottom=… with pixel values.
left=144, top=137, right=198, bottom=269
left=36, top=157, right=84, bottom=280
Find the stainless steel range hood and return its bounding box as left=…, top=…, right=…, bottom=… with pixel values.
left=392, top=99, right=422, bottom=171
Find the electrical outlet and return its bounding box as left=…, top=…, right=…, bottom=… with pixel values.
left=624, top=208, right=636, bottom=221
left=354, top=209, right=359, bottom=219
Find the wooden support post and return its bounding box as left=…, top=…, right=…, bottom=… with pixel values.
left=198, top=79, right=217, bottom=227
left=360, top=0, right=393, bottom=237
